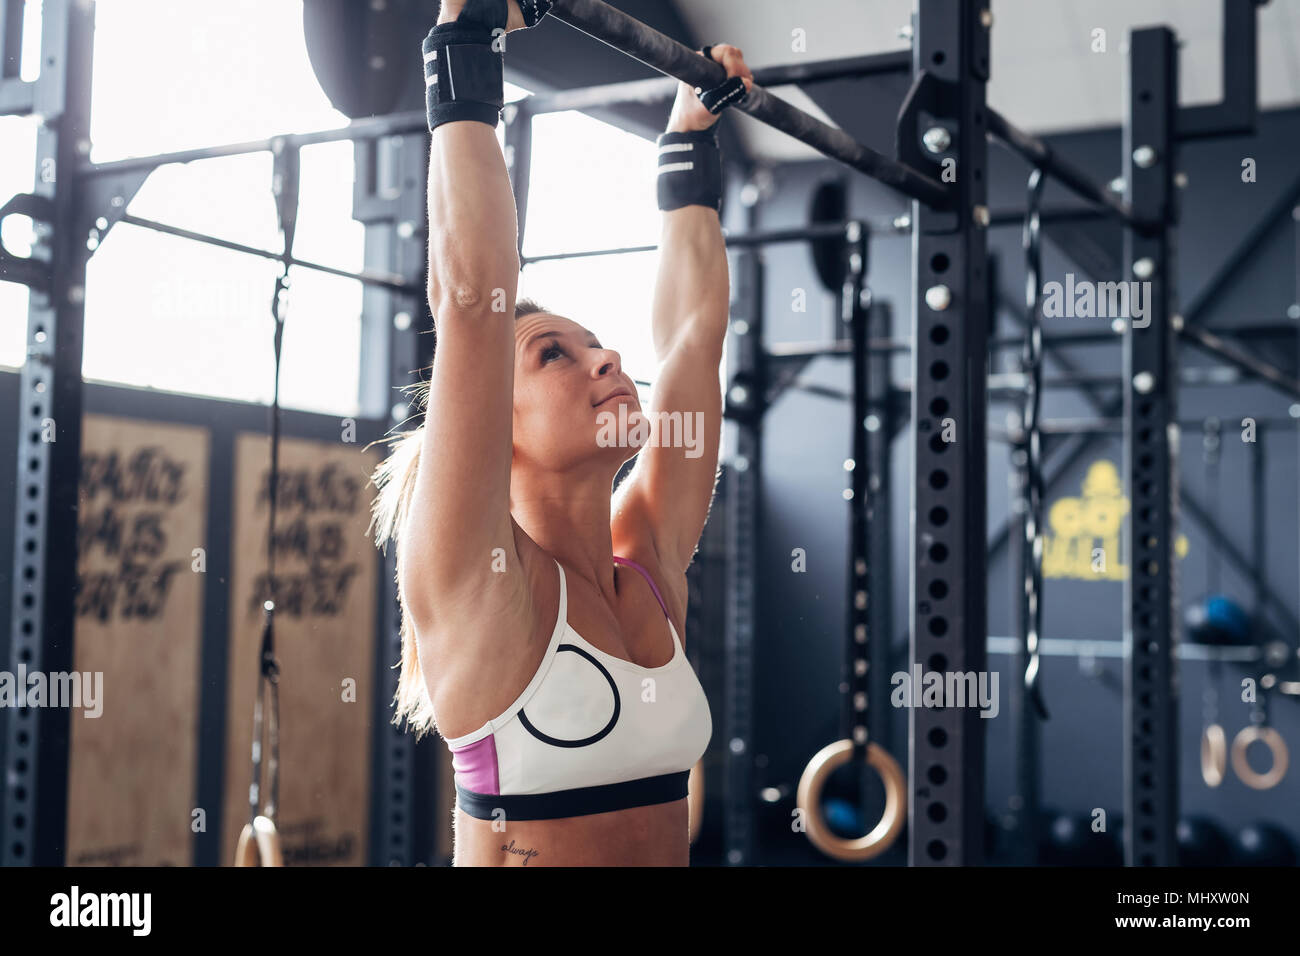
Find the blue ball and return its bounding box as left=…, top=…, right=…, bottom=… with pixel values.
left=824, top=798, right=863, bottom=839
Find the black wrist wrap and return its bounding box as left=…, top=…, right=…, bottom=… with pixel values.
left=656, top=130, right=722, bottom=212
left=423, top=20, right=505, bottom=132
left=518, top=0, right=554, bottom=27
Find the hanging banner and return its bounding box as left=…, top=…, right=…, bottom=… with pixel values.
left=66, top=414, right=209, bottom=866
left=223, top=432, right=379, bottom=866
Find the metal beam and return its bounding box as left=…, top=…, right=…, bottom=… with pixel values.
left=908, top=0, right=990, bottom=867
left=1179, top=323, right=1300, bottom=402
left=114, top=213, right=422, bottom=295
left=78, top=110, right=431, bottom=178
left=520, top=221, right=868, bottom=266
left=1176, top=0, right=1265, bottom=140
left=987, top=109, right=1136, bottom=226
left=4, top=0, right=96, bottom=867
left=721, top=216, right=763, bottom=866
left=1122, top=25, right=1179, bottom=868
left=524, top=50, right=913, bottom=114
left=546, top=0, right=949, bottom=207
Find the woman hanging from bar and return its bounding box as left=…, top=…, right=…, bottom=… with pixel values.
left=369, top=0, right=751, bottom=865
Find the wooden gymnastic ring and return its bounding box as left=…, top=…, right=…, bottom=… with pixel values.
left=1200, top=723, right=1226, bottom=788
left=796, top=739, right=906, bottom=861
left=687, top=758, right=704, bottom=845
left=1231, top=725, right=1289, bottom=790
left=235, top=815, right=284, bottom=867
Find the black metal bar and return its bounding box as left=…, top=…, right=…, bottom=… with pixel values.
left=1176, top=0, right=1263, bottom=140
left=0, top=0, right=22, bottom=77
left=116, top=213, right=422, bottom=296
left=353, top=132, right=429, bottom=865
left=989, top=371, right=1120, bottom=391
left=0, top=0, right=34, bottom=116
left=4, top=0, right=95, bottom=867
left=525, top=50, right=912, bottom=115
left=990, top=329, right=1122, bottom=350
left=909, top=0, right=989, bottom=867
left=722, top=202, right=763, bottom=866
left=518, top=208, right=1104, bottom=265
left=0, top=72, right=32, bottom=114
left=993, top=416, right=1299, bottom=436
left=77, top=110, right=431, bottom=178
left=986, top=205, right=1108, bottom=228
left=547, top=0, right=949, bottom=208
left=987, top=109, right=1137, bottom=227
left=767, top=338, right=909, bottom=361
left=988, top=367, right=1249, bottom=392
left=866, top=300, right=894, bottom=800
left=1251, top=437, right=1266, bottom=613
left=1179, top=324, right=1300, bottom=401
left=1123, top=25, right=1179, bottom=868
left=521, top=222, right=862, bottom=265
left=844, top=225, right=870, bottom=761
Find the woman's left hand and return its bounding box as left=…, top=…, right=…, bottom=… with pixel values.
left=666, top=44, right=754, bottom=133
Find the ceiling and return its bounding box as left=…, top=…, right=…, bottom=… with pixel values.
left=668, top=0, right=1300, bottom=163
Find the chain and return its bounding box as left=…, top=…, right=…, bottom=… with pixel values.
left=1020, top=167, right=1049, bottom=721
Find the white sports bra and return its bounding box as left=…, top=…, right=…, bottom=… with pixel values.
left=442, top=556, right=712, bottom=820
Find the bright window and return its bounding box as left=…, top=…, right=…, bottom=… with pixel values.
left=2, top=1, right=667, bottom=407
left=517, top=110, right=663, bottom=385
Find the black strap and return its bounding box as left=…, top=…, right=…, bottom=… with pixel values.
left=695, top=46, right=747, bottom=116
left=518, top=0, right=553, bottom=27
left=699, top=76, right=746, bottom=115
left=456, top=0, right=507, bottom=29
left=248, top=141, right=299, bottom=831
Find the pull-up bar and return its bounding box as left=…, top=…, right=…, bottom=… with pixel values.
left=546, top=0, right=949, bottom=209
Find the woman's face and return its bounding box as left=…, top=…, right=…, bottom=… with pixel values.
left=512, top=312, right=642, bottom=471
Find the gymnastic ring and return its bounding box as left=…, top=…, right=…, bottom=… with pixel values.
left=687, top=758, right=704, bottom=845
left=1231, top=725, right=1289, bottom=790
left=235, top=815, right=284, bottom=867
left=796, top=739, right=906, bottom=862
left=1200, top=723, right=1226, bottom=788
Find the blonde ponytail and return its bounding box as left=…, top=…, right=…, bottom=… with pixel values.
left=368, top=380, right=438, bottom=739
left=368, top=297, right=549, bottom=740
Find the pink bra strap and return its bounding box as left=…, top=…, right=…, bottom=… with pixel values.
left=612, top=555, right=669, bottom=620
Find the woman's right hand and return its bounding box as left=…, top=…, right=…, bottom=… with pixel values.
left=437, top=0, right=527, bottom=31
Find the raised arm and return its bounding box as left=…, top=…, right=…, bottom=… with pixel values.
left=614, top=45, right=753, bottom=575
left=401, top=0, right=530, bottom=627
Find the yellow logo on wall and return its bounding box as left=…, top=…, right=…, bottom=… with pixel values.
left=1043, top=460, right=1188, bottom=581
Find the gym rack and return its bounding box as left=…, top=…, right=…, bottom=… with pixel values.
left=0, top=0, right=1279, bottom=868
